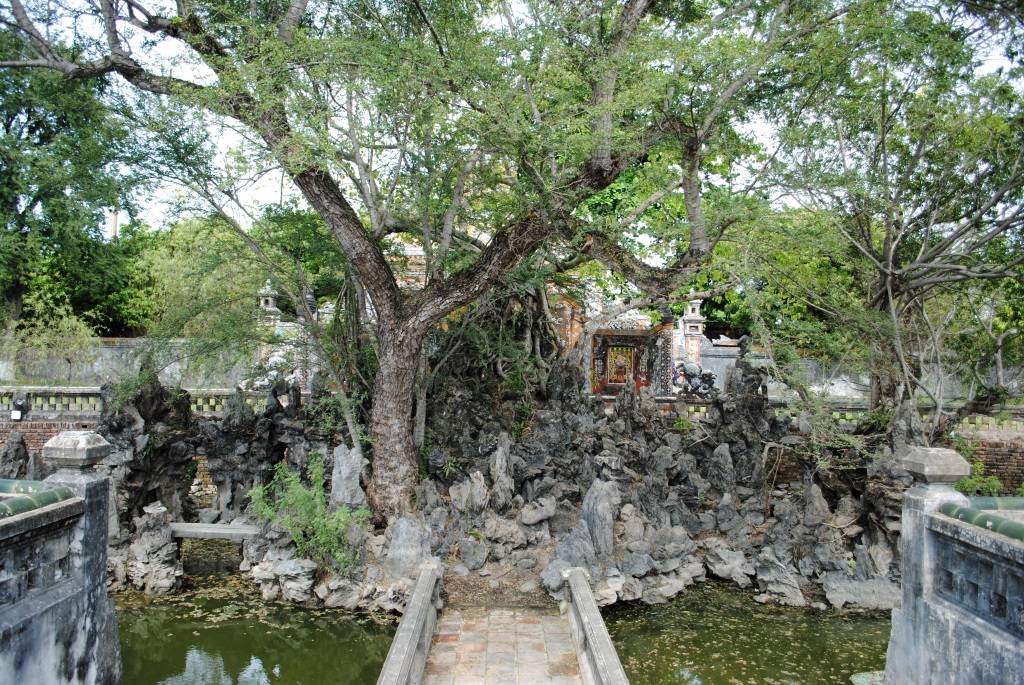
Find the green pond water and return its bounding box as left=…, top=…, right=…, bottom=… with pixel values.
left=117, top=576, right=890, bottom=685
left=116, top=576, right=395, bottom=685
left=606, top=582, right=891, bottom=685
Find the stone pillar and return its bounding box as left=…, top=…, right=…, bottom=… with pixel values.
left=42, top=430, right=122, bottom=684
left=883, top=446, right=969, bottom=685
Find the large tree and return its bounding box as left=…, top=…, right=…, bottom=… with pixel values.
left=0, top=0, right=863, bottom=519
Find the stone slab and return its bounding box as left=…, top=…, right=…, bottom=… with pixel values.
left=169, top=521, right=259, bottom=541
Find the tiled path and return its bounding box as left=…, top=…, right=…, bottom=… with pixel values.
left=423, top=606, right=583, bottom=685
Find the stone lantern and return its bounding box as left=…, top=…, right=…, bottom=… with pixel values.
left=258, top=279, right=281, bottom=316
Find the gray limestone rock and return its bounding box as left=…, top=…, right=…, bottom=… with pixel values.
left=489, top=433, right=515, bottom=512
left=803, top=483, right=831, bottom=527
left=481, top=512, right=527, bottom=549
left=620, top=577, right=644, bottom=601
left=621, top=552, right=655, bottom=577
left=198, top=508, right=220, bottom=524
left=641, top=574, right=688, bottom=604
left=373, top=579, right=412, bottom=613
left=822, top=573, right=899, bottom=610
left=650, top=525, right=696, bottom=561
left=329, top=443, right=367, bottom=509
left=318, top=576, right=363, bottom=610
left=520, top=496, right=557, bottom=525
left=552, top=519, right=597, bottom=570
left=620, top=504, right=647, bottom=544
left=450, top=471, right=488, bottom=515
left=459, top=536, right=489, bottom=571
left=581, top=479, right=621, bottom=560
left=384, top=515, right=432, bottom=578
left=416, top=479, right=443, bottom=511
left=703, top=538, right=755, bottom=588
left=705, top=443, right=735, bottom=494
left=127, top=502, right=182, bottom=595
left=754, top=547, right=806, bottom=607
left=540, top=559, right=572, bottom=593
left=276, top=558, right=318, bottom=603
left=0, top=431, right=30, bottom=479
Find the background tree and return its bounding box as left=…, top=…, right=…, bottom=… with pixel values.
left=0, top=30, right=150, bottom=334
left=769, top=3, right=1024, bottom=419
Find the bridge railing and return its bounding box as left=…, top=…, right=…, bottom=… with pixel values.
left=376, top=560, right=443, bottom=685
left=563, top=566, right=630, bottom=685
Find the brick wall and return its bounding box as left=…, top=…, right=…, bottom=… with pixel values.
left=964, top=429, right=1024, bottom=493
left=0, top=419, right=98, bottom=456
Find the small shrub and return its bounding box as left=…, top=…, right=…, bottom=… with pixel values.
left=673, top=415, right=696, bottom=432
left=182, top=458, right=199, bottom=485
left=955, top=460, right=1004, bottom=497
left=304, top=395, right=350, bottom=435
left=512, top=400, right=533, bottom=439
left=946, top=433, right=977, bottom=461
left=249, top=453, right=369, bottom=573
left=441, top=453, right=458, bottom=478
left=109, top=367, right=161, bottom=412
left=1015, top=484, right=1024, bottom=497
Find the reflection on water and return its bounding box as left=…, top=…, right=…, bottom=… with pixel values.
left=116, top=576, right=395, bottom=685
left=605, top=581, right=891, bottom=685
left=159, top=649, right=279, bottom=685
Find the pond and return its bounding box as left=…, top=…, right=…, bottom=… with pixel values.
left=116, top=576, right=395, bottom=685
left=117, top=576, right=890, bottom=685
left=605, top=582, right=891, bottom=685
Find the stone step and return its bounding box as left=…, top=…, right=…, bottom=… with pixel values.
left=169, top=521, right=259, bottom=541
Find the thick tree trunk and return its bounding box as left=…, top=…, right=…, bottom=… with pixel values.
left=366, top=325, right=422, bottom=523
left=3, top=284, right=25, bottom=321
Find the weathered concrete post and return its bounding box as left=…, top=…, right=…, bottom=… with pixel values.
left=884, top=445, right=1024, bottom=685
left=884, top=446, right=969, bottom=684
left=43, top=430, right=122, bottom=684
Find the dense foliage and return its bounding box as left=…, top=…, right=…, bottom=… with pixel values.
left=1, top=0, right=1021, bottom=515
left=249, top=453, right=370, bottom=573
left=0, top=31, right=154, bottom=336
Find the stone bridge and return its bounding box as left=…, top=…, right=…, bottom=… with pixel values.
left=376, top=561, right=630, bottom=685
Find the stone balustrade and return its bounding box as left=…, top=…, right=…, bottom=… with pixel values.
left=4, top=384, right=1024, bottom=432
left=0, top=385, right=264, bottom=417
left=0, top=478, right=76, bottom=518
left=377, top=560, right=444, bottom=685
left=884, top=446, right=1024, bottom=685
left=562, top=567, right=630, bottom=685
left=0, top=429, right=120, bottom=685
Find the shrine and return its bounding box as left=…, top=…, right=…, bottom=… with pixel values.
left=588, top=299, right=709, bottom=397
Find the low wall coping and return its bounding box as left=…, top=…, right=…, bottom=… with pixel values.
left=0, top=497, right=83, bottom=543
left=563, top=566, right=630, bottom=685
left=927, top=512, right=1024, bottom=566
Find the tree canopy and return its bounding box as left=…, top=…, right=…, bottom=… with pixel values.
left=1, top=0, right=1021, bottom=518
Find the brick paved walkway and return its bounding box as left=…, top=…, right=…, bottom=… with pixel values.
left=423, top=607, right=583, bottom=685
